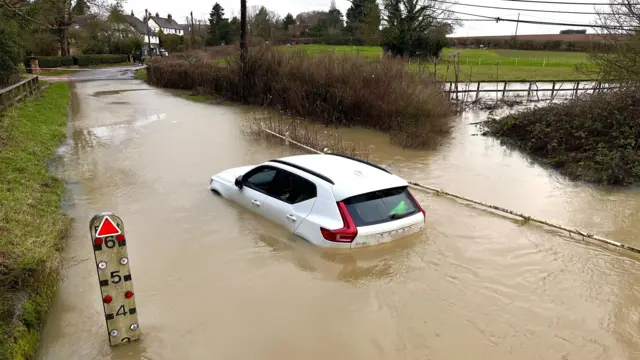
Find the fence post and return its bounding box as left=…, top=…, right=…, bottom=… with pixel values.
left=574, top=81, right=580, bottom=98
left=501, top=81, right=507, bottom=99
left=526, top=82, right=533, bottom=102
left=475, top=82, right=481, bottom=101
left=550, top=81, right=556, bottom=99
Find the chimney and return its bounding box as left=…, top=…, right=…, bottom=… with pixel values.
left=167, top=14, right=172, bottom=21
left=155, top=12, right=159, bottom=17
left=130, top=10, right=134, bottom=16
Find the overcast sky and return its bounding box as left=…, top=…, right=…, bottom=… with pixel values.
left=126, top=0, right=612, bottom=37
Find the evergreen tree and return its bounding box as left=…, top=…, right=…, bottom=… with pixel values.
left=346, top=0, right=380, bottom=43
left=282, top=13, right=296, bottom=31
left=208, top=3, right=231, bottom=45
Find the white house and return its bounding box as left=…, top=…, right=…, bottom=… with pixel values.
left=149, top=13, right=184, bottom=36
left=123, top=13, right=160, bottom=56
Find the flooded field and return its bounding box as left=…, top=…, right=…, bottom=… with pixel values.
left=36, top=77, right=640, bottom=360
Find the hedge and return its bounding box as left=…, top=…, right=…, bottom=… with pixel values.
left=72, top=54, right=129, bottom=66
left=23, top=54, right=130, bottom=71
left=24, top=56, right=74, bottom=70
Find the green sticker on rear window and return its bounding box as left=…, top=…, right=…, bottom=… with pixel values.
left=389, top=200, right=408, bottom=215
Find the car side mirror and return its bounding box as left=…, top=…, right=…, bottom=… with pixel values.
left=234, top=176, right=244, bottom=189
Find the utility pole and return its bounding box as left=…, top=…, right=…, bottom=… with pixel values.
left=240, top=0, right=247, bottom=102
left=240, top=0, right=247, bottom=59
left=514, top=13, right=520, bottom=40
left=145, top=9, right=153, bottom=58
left=190, top=11, right=195, bottom=48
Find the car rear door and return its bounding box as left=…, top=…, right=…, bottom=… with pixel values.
left=259, top=169, right=318, bottom=233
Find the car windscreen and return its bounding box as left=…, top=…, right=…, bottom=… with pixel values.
left=342, top=186, right=420, bottom=227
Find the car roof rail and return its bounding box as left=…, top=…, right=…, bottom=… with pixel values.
left=326, top=152, right=392, bottom=174
left=268, top=159, right=336, bottom=185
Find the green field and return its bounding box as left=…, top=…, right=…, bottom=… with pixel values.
left=289, top=44, right=596, bottom=81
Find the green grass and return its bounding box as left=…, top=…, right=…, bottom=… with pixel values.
left=134, top=68, right=147, bottom=81
left=288, top=45, right=596, bottom=81
left=0, top=82, right=71, bottom=360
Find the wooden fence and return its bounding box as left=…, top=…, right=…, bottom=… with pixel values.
left=443, top=79, right=620, bottom=103
left=0, top=76, right=40, bottom=112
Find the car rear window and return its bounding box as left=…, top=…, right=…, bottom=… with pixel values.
left=342, top=186, right=420, bottom=227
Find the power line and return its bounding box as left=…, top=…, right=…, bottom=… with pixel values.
left=498, top=0, right=610, bottom=5
left=345, top=0, right=629, bottom=30
left=432, top=0, right=613, bottom=15
left=450, top=9, right=632, bottom=29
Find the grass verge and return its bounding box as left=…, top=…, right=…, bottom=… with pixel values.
left=482, top=85, right=640, bottom=185
left=242, top=112, right=371, bottom=160
left=134, top=68, right=147, bottom=81
left=0, top=82, right=71, bottom=360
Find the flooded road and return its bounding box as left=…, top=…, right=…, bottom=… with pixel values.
left=37, top=77, right=640, bottom=360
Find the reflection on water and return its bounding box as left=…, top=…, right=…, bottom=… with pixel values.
left=36, top=79, right=640, bottom=360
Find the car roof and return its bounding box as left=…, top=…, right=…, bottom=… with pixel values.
left=268, top=154, right=408, bottom=201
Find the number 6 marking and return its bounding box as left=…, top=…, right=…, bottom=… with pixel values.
left=105, top=238, right=116, bottom=248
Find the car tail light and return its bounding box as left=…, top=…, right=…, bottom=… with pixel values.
left=320, top=202, right=358, bottom=243
left=408, top=190, right=426, bottom=219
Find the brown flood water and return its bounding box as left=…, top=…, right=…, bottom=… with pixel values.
left=37, top=79, right=640, bottom=360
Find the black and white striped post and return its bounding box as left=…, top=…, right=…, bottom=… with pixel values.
left=89, top=212, right=140, bottom=346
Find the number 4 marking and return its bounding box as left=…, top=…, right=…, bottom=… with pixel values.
left=116, top=305, right=128, bottom=317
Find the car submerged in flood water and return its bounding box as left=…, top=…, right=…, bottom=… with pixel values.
left=208, top=153, right=426, bottom=248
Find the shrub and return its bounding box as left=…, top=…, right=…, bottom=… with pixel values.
left=72, top=54, right=129, bottom=66
left=483, top=84, right=640, bottom=185
left=147, top=46, right=455, bottom=148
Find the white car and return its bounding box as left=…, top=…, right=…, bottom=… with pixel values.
left=208, top=153, right=426, bottom=248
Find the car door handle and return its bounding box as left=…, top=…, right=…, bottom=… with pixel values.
left=251, top=200, right=261, bottom=207
left=286, top=214, right=297, bottom=222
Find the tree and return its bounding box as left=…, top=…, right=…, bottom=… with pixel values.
left=380, top=0, right=457, bottom=57
left=282, top=12, right=296, bottom=30
left=589, top=0, right=640, bottom=80
left=250, top=6, right=272, bottom=40
left=229, top=16, right=240, bottom=41
left=208, top=3, right=231, bottom=45
left=0, top=0, right=124, bottom=56
left=346, top=0, right=381, bottom=44
left=71, top=0, right=89, bottom=16
left=560, top=29, right=587, bottom=34
left=0, top=10, right=23, bottom=86
left=159, top=33, right=181, bottom=52
left=325, top=7, right=343, bottom=30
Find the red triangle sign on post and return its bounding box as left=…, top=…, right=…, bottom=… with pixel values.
left=96, top=216, right=121, bottom=237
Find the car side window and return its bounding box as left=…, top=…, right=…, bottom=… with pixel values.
left=244, top=167, right=277, bottom=192
left=265, top=170, right=317, bottom=204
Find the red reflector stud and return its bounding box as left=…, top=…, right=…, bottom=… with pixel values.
left=94, top=238, right=104, bottom=245
left=103, top=295, right=113, bottom=304
left=116, top=234, right=126, bottom=242
left=125, top=291, right=134, bottom=299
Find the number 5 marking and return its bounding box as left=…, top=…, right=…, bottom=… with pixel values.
left=110, top=271, right=121, bottom=284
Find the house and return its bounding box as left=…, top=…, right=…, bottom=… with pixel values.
left=123, top=13, right=160, bottom=56
left=149, top=13, right=184, bottom=36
